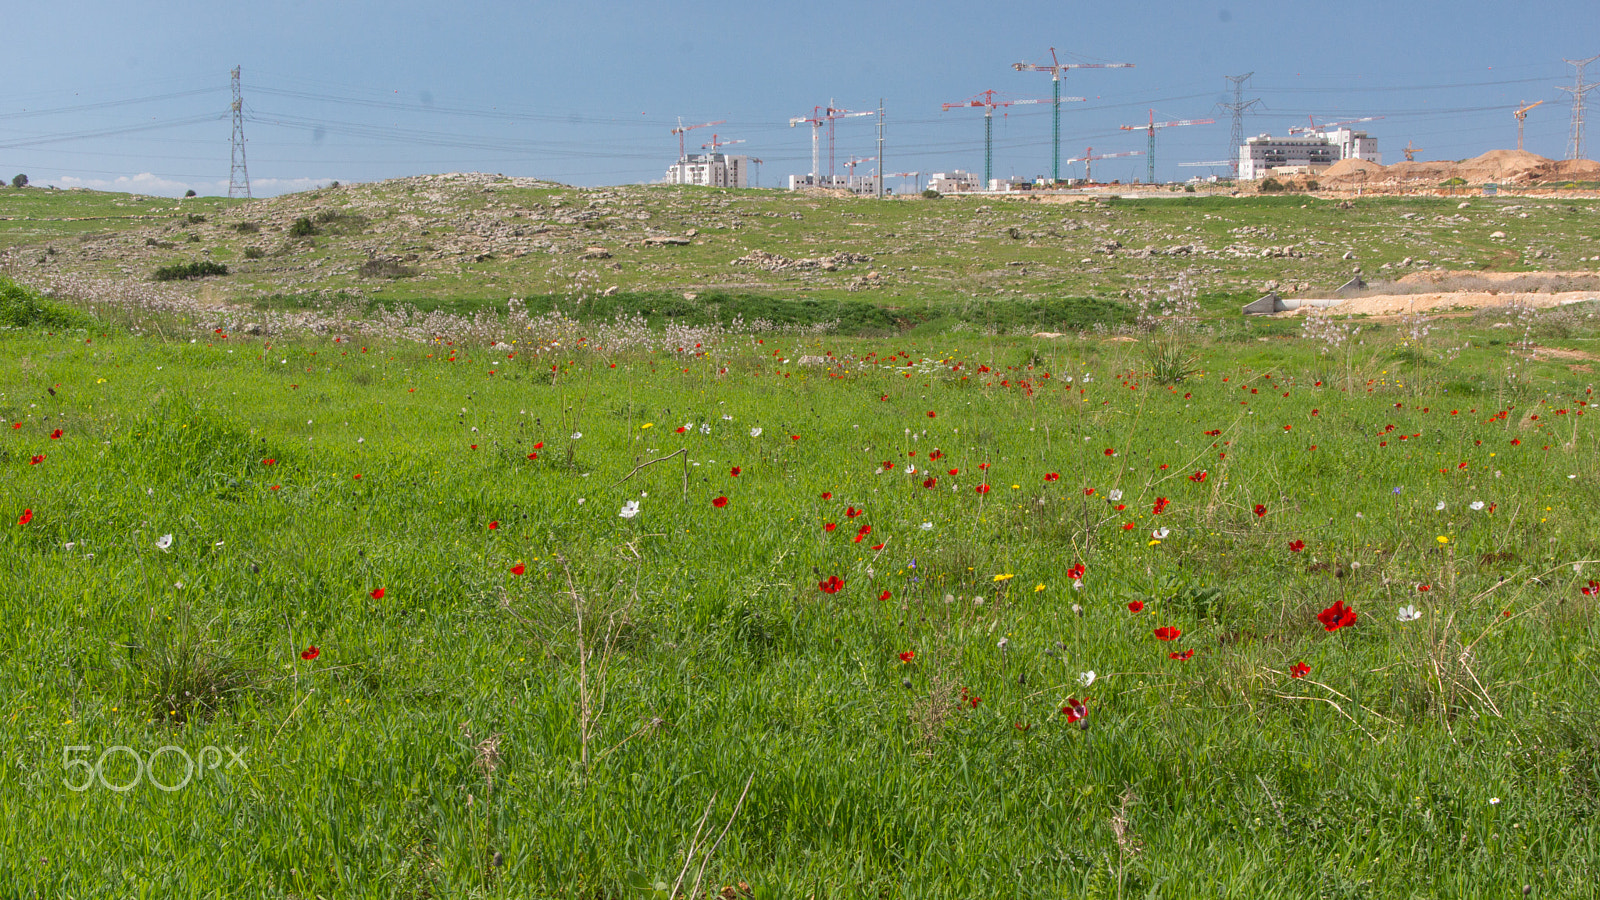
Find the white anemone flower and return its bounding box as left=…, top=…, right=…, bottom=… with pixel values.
left=749, top=427, right=763, bottom=438
left=1078, top=671, right=1097, bottom=687
left=1398, top=605, right=1423, bottom=622
left=619, top=500, right=641, bottom=519
left=156, top=534, right=173, bottom=551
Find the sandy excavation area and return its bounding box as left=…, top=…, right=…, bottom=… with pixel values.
left=1284, top=270, right=1600, bottom=317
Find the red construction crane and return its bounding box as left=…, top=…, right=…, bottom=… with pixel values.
left=672, top=118, right=725, bottom=159
left=701, top=134, right=746, bottom=152
left=790, top=102, right=876, bottom=182
left=1120, top=111, right=1215, bottom=184
left=943, top=90, right=1067, bottom=187
left=1064, top=146, right=1142, bottom=184
left=1287, top=115, right=1384, bottom=135
left=1012, top=47, right=1133, bottom=182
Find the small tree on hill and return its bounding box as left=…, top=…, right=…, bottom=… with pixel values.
left=11, top=174, right=27, bottom=189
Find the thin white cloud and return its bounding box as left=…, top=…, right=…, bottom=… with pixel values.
left=49, top=172, right=342, bottom=198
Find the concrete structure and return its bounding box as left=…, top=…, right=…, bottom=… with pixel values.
left=666, top=153, right=748, bottom=188
left=786, top=174, right=881, bottom=195
left=927, top=170, right=980, bottom=193
left=1238, top=129, right=1382, bottom=180
left=1324, top=128, right=1381, bottom=166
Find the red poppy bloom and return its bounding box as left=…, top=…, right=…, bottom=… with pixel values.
left=533, top=442, right=543, bottom=450
left=712, top=496, right=729, bottom=508
left=882, top=460, right=895, bottom=471
left=821, top=492, right=832, bottom=500
left=510, top=563, right=526, bottom=575
left=730, top=467, right=741, bottom=477
left=976, top=484, right=991, bottom=494
left=1127, top=600, right=1144, bottom=613
left=1289, top=662, right=1311, bottom=678
left=1583, top=580, right=1600, bottom=596
left=846, top=507, right=862, bottom=518
left=527, top=452, right=539, bottom=460
left=1153, top=497, right=1170, bottom=515
left=978, top=463, right=990, bottom=470
left=8, top=423, right=18, bottom=430
left=300, top=646, right=320, bottom=661
left=1121, top=522, right=1134, bottom=530
left=1154, top=626, right=1182, bottom=641
left=1288, top=540, right=1305, bottom=553
left=879, top=590, right=891, bottom=601
left=262, top=458, right=276, bottom=466
left=870, top=542, right=884, bottom=550
left=927, top=411, right=937, bottom=418
left=1204, top=429, right=1221, bottom=436
left=269, top=484, right=280, bottom=491
left=1169, top=649, right=1194, bottom=661
left=818, top=575, right=844, bottom=594
left=18, top=508, right=33, bottom=525
left=948, top=468, right=959, bottom=476
left=1068, top=563, right=1086, bottom=581
left=1114, top=504, right=1126, bottom=511
left=1061, top=697, right=1087, bottom=723
left=791, top=435, right=801, bottom=441
left=1254, top=504, right=1267, bottom=517
left=1104, top=448, right=1115, bottom=456
left=899, top=650, right=914, bottom=662
left=823, top=523, right=837, bottom=533
left=1417, top=584, right=1431, bottom=592
left=675, top=426, right=687, bottom=433
left=967, top=695, right=982, bottom=708
left=488, top=521, right=499, bottom=530
left=1316, top=600, right=1357, bottom=631
left=1189, top=470, right=1207, bottom=483
left=30, top=455, right=43, bottom=465
left=1044, top=472, right=1060, bottom=482
left=470, top=444, right=478, bottom=450
left=370, top=588, right=385, bottom=600
left=922, top=477, right=937, bottom=489
left=853, top=524, right=871, bottom=542
left=49, top=429, right=62, bottom=440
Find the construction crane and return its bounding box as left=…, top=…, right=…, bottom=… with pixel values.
left=1120, top=112, right=1214, bottom=184
left=1012, top=47, right=1132, bottom=183
left=672, top=118, right=725, bottom=160
left=1514, top=100, right=1544, bottom=151
left=1401, top=141, right=1424, bottom=162
left=749, top=158, right=763, bottom=188
left=1287, top=115, right=1384, bottom=135
left=789, top=103, right=875, bottom=182
left=943, top=90, right=1063, bottom=187
left=700, top=134, right=745, bottom=152
left=1064, top=147, right=1142, bottom=184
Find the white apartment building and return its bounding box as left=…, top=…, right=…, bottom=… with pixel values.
left=927, top=170, right=980, bottom=193
left=1238, top=130, right=1380, bottom=179
left=787, top=173, right=881, bottom=195
left=666, top=153, right=748, bottom=188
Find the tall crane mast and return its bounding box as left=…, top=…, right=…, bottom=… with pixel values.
left=1287, top=115, right=1384, bottom=135
left=1064, top=146, right=1142, bottom=184
left=1120, top=111, right=1214, bottom=185
left=942, top=90, right=1060, bottom=187
left=671, top=118, right=725, bottom=160
left=889, top=171, right=921, bottom=193
left=1514, top=101, right=1544, bottom=151
left=790, top=103, right=875, bottom=182
left=1012, top=48, right=1132, bottom=183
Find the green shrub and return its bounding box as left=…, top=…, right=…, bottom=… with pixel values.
left=0, top=276, right=92, bottom=328
left=232, top=222, right=261, bottom=234
left=242, top=247, right=265, bottom=260
left=153, top=260, right=229, bottom=282
left=921, top=189, right=941, bottom=199
left=1259, top=178, right=1284, bottom=193
left=289, top=217, right=318, bottom=237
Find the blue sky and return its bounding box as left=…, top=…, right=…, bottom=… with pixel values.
left=3, top=0, right=1598, bottom=196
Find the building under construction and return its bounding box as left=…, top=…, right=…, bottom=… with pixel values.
left=1239, top=129, right=1380, bottom=179
left=665, top=152, right=749, bottom=188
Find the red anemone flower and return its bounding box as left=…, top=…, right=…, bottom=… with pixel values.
left=1104, top=448, right=1115, bottom=456
left=1417, top=584, right=1431, bottom=592
left=262, top=458, right=276, bottom=466
left=846, top=507, right=862, bottom=518
left=1067, top=563, right=1086, bottom=581
left=879, top=590, right=892, bottom=601
left=528, top=452, right=539, bottom=460
left=1189, top=470, right=1208, bottom=483
left=1153, top=497, right=1170, bottom=515
left=1582, top=580, right=1600, bottom=596
left=948, top=468, right=959, bottom=476
left=533, top=442, right=543, bottom=449
left=1288, top=540, right=1305, bottom=553
left=818, top=575, right=844, bottom=594
left=976, top=484, right=991, bottom=494
left=927, top=410, right=937, bottom=418
left=853, top=524, right=871, bottom=542
left=30, top=455, right=43, bottom=465
left=1154, top=626, right=1182, bottom=641
left=370, top=588, right=385, bottom=600
left=923, top=477, right=938, bottom=489
left=870, top=542, right=884, bottom=550
left=18, top=508, right=33, bottom=525
left=1169, top=649, right=1195, bottom=661
left=1127, top=600, right=1144, bottom=613
left=1061, top=697, right=1087, bottom=723
left=712, top=496, right=729, bottom=508
left=675, top=426, right=687, bottom=433
left=1044, top=472, right=1060, bottom=482
left=1316, top=600, right=1357, bottom=631
left=1290, top=662, right=1311, bottom=679
left=300, top=646, right=320, bottom=661
left=488, top=521, right=499, bottom=530
left=1254, top=504, right=1268, bottom=517
left=730, top=467, right=741, bottom=477
left=510, top=563, right=526, bottom=575
left=49, top=429, right=62, bottom=440
left=899, top=650, right=914, bottom=662
left=821, top=492, right=832, bottom=500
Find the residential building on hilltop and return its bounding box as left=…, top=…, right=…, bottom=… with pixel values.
left=666, top=153, right=748, bottom=188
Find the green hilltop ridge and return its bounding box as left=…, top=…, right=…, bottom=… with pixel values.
left=1, top=174, right=1598, bottom=333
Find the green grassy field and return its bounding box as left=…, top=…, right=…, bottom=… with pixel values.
left=3, top=258, right=1599, bottom=897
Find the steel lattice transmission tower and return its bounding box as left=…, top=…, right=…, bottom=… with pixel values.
left=1559, top=55, right=1600, bottom=161
left=228, top=67, right=251, bottom=199
left=1218, top=73, right=1261, bottom=178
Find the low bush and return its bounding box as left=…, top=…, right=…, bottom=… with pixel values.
left=0, top=276, right=93, bottom=328
left=152, top=261, right=229, bottom=282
